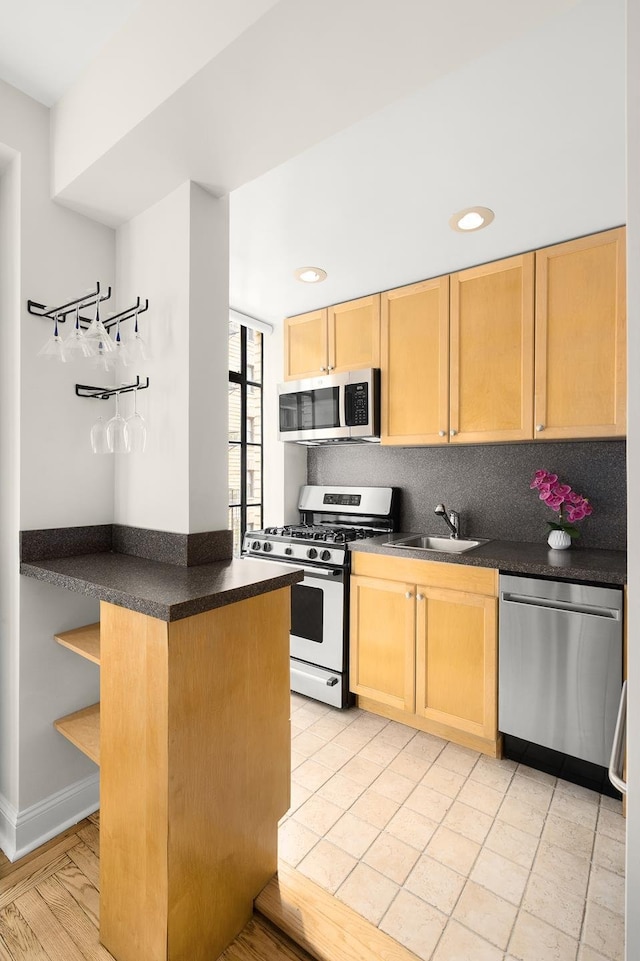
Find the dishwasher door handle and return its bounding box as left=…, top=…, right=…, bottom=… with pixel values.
left=608, top=680, right=627, bottom=795
left=501, top=592, right=620, bottom=620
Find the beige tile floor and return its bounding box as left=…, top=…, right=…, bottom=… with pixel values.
left=280, top=693, right=626, bottom=961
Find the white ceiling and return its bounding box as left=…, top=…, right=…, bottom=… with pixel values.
left=0, top=0, right=627, bottom=331
left=50, top=0, right=577, bottom=226
left=0, top=0, right=140, bottom=105
left=229, top=0, right=626, bottom=323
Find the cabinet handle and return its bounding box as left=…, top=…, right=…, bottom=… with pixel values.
left=416, top=593, right=424, bottom=601
left=405, top=591, right=413, bottom=599
left=450, top=429, right=457, bottom=436
left=320, top=366, right=327, bottom=372
left=438, top=430, right=446, bottom=437
left=328, top=365, right=335, bottom=371
left=536, top=424, right=545, bottom=432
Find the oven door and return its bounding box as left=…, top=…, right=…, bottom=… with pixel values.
left=290, top=566, right=345, bottom=671
left=241, top=555, right=345, bottom=671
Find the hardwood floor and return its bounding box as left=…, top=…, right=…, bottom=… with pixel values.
left=220, top=916, right=314, bottom=961
left=0, top=814, right=104, bottom=960
left=0, top=817, right=403, bottom=961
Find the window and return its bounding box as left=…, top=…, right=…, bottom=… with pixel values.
left=229, top=320, right=263, bottom=555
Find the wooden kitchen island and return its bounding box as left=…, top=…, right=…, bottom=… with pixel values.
left=21, top=544, right=303, bottom=961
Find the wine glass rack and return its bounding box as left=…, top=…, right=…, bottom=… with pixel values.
left=75, top=375, right=150, bottom=401
left=28, top=280, right=149, bottom=330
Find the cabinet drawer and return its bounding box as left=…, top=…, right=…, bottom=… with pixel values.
left=351, top=552, right=497, bottom=596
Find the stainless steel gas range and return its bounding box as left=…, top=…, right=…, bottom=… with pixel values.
left=242, top=485, right=398, bottom=707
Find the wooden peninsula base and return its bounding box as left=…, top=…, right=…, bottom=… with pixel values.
left=99, top=589, right=291, bottom=961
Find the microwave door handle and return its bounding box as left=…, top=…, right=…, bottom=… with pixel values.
left=340, top=383, right=348, bottom=430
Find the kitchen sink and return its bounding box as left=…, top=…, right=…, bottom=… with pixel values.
left=384, top=534, right=490, bottom=554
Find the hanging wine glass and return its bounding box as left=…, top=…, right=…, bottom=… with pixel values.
left=125, top=386, right=147, bottom=453
left=65, top=303, right=95, bottom=359
left=113, top=312, right=130, bottom=367
left=38, top=313, right=67, bottom=362
left=126, top=306, right=150, bottom=364
left=106, top=391, right=128, bottom=454
left=90, top=346, right=117, bottom=372
left=90, top=415, right=109, bottom=454
left=85, top=290, right=115, bottom=367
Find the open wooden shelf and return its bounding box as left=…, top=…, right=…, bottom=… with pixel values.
left=54, top=703, right=100, bottom=766
left=55, top=623, right=100, bottom=665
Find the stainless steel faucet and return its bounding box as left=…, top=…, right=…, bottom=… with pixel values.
left=434, top=503, right=461, bottom=538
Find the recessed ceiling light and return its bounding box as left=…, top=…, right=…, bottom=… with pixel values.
left=295, top=266, right=327, bottom=283
left=449, top=206, right=495, bottom=233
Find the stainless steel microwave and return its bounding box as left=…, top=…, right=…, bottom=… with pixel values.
left=277, top=368, right=380, bottom=444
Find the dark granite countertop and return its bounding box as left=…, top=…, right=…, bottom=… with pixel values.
left=20, top=552, right=304, bottom=621
left=350, top=534, right=626, bottom=585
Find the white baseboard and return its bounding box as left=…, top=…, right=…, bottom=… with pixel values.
left=0, top=773, right=99, bottom=862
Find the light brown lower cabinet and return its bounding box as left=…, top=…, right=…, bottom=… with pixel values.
left=350, top=553, right=500, bottom=757
left=53, top=589, right=291, bottom=961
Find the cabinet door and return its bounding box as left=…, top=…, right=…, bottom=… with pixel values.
left=450, top=254, right=534, bottom=444
left=328, top=295, right=380, bottom=373
left=415, top=587, right=497, bottom=740
left=534, top=227, right=626, bottom=439
left=283, top=309, right=328, bottom=380
left=349, top=575, right=415, bottom=713
left=381, top=277, right=449, bottom=445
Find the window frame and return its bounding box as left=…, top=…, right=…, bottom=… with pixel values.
left=229, top=323, right=263, bottom=554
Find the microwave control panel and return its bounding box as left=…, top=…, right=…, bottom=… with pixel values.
left=345, top=382, right=369, bottom=426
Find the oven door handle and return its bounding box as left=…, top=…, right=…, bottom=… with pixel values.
left=243, top=556, right=343, bottom=579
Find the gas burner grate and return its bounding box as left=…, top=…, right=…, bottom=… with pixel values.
left=261, top=524, right=378, bottom=544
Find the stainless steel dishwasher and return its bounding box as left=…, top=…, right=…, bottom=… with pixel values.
left=499, top=574, right=622, bottom=768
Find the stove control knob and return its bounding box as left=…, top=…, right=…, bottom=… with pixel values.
left=307, top=548, right=318, bottom=559
left=284, top=546, right=293, bottom=555
left=262, top=542, right=273, bottom=553
left=251, top=540, right=261, bottom=551
left=320, top=549, right=332, bottom=562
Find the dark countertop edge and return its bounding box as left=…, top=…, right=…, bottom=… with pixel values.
left=349, top=535, right=627, bottom=586
left=166, top=570, right=303, bottom=621
left=19, top=561, right=303, bottom=622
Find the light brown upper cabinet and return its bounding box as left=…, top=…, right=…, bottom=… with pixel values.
left=450, top=254, right=534, bottom=443
left=283, top=295, right=380, bottom=381
left=381, top=277, right=450, bottom=445
left=534, top=227, right=626, bottom=439
left=381, top=256, right=534, bottom=445
left=283, top=308, right=327, bottom=381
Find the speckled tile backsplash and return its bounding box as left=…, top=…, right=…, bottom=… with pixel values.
left=307, top=441, right=626, bottom=551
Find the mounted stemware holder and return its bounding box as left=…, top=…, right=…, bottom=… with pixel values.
left=28, top=280, right=151, bottom=374
left=77, top=376, right=150, bottom=455
left=29, top=281, right=151, bottom=452
left=75, top=375, right=150, bottom=401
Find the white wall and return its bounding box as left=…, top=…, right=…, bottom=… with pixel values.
left=188, top=185, right=229, bottom=532
left=114, top=182, right=191, bottom=531
left=625, top=1, right=639, bottom=956
left=115, top=181, right=228, bottom=533
left=0, top=81, right=116, bottom=531
left=0, top=79, right=114, bottom=857
left=262, top=321, right=306, bottom=527
left=0, top=150, right=21, bottom=817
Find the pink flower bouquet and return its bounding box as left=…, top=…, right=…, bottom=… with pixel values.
left=530, top=470, right=593, bottom=539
